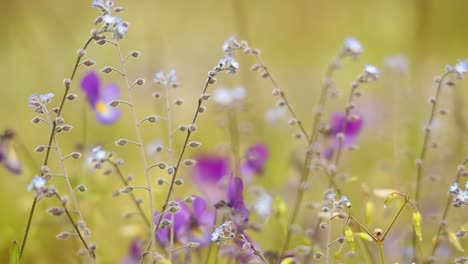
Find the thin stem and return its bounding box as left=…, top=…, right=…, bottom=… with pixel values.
left=253, top=53, right=310, bottom=142
left=326, top=207, right=335, bottom=264
left=382, top=199, right=408, bottom=241
left=19, top=35, right=94, bottom=260
left=105, top=159, right=151, bottom=227
left=377, top=242, right=385, bottom=264
left=414, top=71, right=451, bottom=203
left=430, top=158, right=468, bottom=256
left=151, top=76, right=213, bottom=256
left=115, top=43, right=156, bottom=250
left=227, top=110, right=241, bottom=178
left=54, top=192, right=95, bottom=259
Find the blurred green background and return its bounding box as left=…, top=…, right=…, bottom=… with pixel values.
left=1, top=0, right=468, bottom=263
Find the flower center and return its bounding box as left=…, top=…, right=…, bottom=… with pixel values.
left=96, top=101, right=108, bottom=114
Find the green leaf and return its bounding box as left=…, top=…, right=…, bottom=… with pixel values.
left=448, top=232, right=464, bottom=252
left=412, top=211, right=422, bottom=241
left=10, top=240, right=19, bottom=264
left=344, top=226, right=356, bottom=252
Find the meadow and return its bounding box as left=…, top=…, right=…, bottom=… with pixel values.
left=1, top=1, right=468, bottom=263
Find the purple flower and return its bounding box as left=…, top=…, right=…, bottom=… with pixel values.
left=81, top=71, right=121, bottom=125
left=121, top=239, right=142, bottom=264
left=241, top=143, right=268, bottom=179
left=155, top=196, right=215, bottom=248
left=227, top=177, right=249, bottom=229
left=192, top=154, right=231, bottom=203
left=325, top=112, right=363, bottom=160
left=0, top=130, right=21, bottom=175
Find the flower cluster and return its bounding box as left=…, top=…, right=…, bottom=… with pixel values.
left=449, top=181, right=468, bottom=207
left=92, top=0, right=128, bottom=40
left=28, top=93, right=54, bottom=113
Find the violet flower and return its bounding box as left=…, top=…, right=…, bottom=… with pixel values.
left=121, top=239, right=142, bottom=264
left=80, top=71, right=121, bottom=125
left=227, top=177, right=249, bottom=230
left=192, top=154, right=231, bottom=203
left=155, top=196, right=214, bottom=248
left=241, top=143, right=268, bottom=182
left=0, top=130, right=21, bottom=175
left=324, top=112, right=363, bottom=160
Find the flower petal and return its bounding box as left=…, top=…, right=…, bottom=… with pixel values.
left=101, top=83, right=120, bottom=103
left=80, top=71, right=101, bottom=106
left=95, top=106, right=121, bottom=125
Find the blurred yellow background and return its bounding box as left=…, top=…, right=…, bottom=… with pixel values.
left=1, top=0, right=468, bottom=263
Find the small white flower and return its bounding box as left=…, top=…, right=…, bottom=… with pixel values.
left=146, top=139, right=163, bottom=157
left=457, top=190, right=467, bottom=202
left=168, top=69, right=177, bottom=83
left=102, top=14, right=117, bottom=24
left=213, top=88, right=233, bottom=105
left=88, top=146, right=107, bottom=165
left=222, top=35, right=237, bottom=53
left=344, top=37, right=363, bottom=56
left=231, top=86, right=247, bottom=100
left=364, top=64, right=380, bottom=76
left=39, top=93, right=54, bottom=103
left=218, top=57, right=239, bottom=76
left=454, top=60, right=468, bottom=75
left=253, top=191, right=273, bottom=218
left=115, top=21, right=128, bottom=39
left=450, top=182, right=459, bottom=193
left=265, top=107, right=286, bottom=123
left=28, top=175, right=46, bottom=193
left=384, top=55, right=409, bottom=74
left=211, top=221, right=232, bottom=242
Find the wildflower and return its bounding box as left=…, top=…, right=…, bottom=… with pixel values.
left=450, top=182, right=459, bottom=194
left=28, top=93, right=55, bottom=113
left=457, top=190, right=467, bottom=203
left=454, top=60, right=468, bottom=78
left=324, top=112, right=363, bottom=160
left=0, top=130, right=21, bottom=175
left=222, top=35, right=239, bottom=55
left=212, top=86, right=247, bottom=106
left=384, top=54, right=409, bottom=74
left=155, top=197, right=215, bottom=248
left=192, top=154, right=230, bottom=203
left=87, top=145, right=107, bottom=168
left=362, top=64, right=380, bottom=82
left=343, top=37, right=363, bottom=58
left=251, top=189, right=273, bottom=218
left=122, top=239, right=142, bottom=264
left=80, top=71, right=121, bottom=125
left=28, top=175, right=46, bottom=194
left=265, top=106, right=287, bottom=123
left=227, top=177, right=249, bottom=229
left=115, top=20, right=128, bottom=39
left=242, top=143, right=268, bottom=175
left=211, top=221, right=234, bottom=243
left=218, top=56, right=239, bottom=76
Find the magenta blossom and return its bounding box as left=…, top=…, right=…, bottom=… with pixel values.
left=241, top=143, right=268, bottom=183
left=325, top=112, right=363, bottom=160
left=81, top=71, right=121, bottom=125
left=227, top=177, right=249, bottom=229
left=154, top=196, right=215, bottom=249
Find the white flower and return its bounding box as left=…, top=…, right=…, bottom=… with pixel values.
left=88, top=146, right=107, bottom=164
left=344, top=37, right=363, bottom=56
left=252, top=191, right=273, bottom=218
left=364, top=64, right=380, bottom=76
left=213, top=88, right=233, bottom=105
left=450, top=182, right=459, bottom=193
left=457, top=190, right=467, bottom=202
left=231, top=86, right=246, bottom=100
left=222, top=35, right=237, bottom=53
left=211, top=221, right=232, bottom=242
left=384, top=55, right=409, bottom=74
left=265, top=107, right=286, bottom=123
left=39, top=93, right=54, bottom=104
left=218, top=57, right=239, bottom=76
left=28, top=175, right=46, bottom=193
left=115, top=21, right=128, bottom=39
left=454, top=60, right=468, bottom=75
left=102, top=14, right=117, bottom=24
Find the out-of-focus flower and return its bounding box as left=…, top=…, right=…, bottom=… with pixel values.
left=227, top=177, right=249, bottom=229
left=81, top=71, right=122, bottom=125
left=212, top=86, right=247, bottom=106
left=324, top=112, right=363, bottom=160
left=155, top=196, right=215, bottom=248
left=457, top=190, right=468, bottom=203
left=192, top=154, right=231, bottom=203
left=454, top=60, right=468, bottom=78
left=218, top=57, right=239, bottom=76
left=384, top=54, right=409, bottom=75
left=0, top=130, right=21, bottom=175
left=450, top=182, right=459, bottom=194
left=121, top=239, right=142, bottom=264
left=251, top=189, right=273, bottom=218
left=343, top=37, right=363, bottom=58
left=28, top=93, right=55, bottom=113
left=265, top=106, right=287, bottom=123
left=241, top=143, right=268, bottom=177
left=86, top=145, right=107, bottom=169
left=222, top=35, right=239, bottom=55
left=28, top=175, right=46, bottom=194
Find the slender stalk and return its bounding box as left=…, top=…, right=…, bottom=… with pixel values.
left=377, top=242, right=385, bottom=264
left=54, top=192, right=95, bottom=259
left=412, top=71, right=451, bottom=262
left=326, top=207, right=335, bottom=264
left=19, top=35, right=94, bottom=260
left=105, top=159, right=151, bottom=227
left=430, top=158, right=468, bottom=256
left=114, top=43, right=156, bottom=251
left=227, top=110, right=241, bottom=178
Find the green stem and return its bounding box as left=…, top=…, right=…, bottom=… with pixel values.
left=377, top=242, right=385, bottom=264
